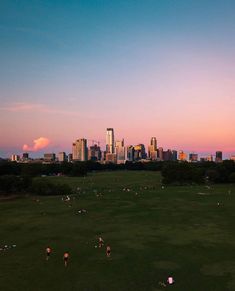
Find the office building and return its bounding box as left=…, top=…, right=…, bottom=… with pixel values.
left=88, top=144, right=101, bottom=161
left=215, top=151, right=223, bottom=163
left=178, top=150, right=187, bottom=161
left=158, top=147, right=164, bottom=161
left=72, top=138, right=88, bottom=161
left=58, top=152, right=67, bottom=162
left=126, top=146, right=134, bottom=162
left=148, top=137, right=158, bottom=160
left=105, top=153, right=117, bottom=163
left=115, top=139, right=125, bottom=163
left=134, top=144, right=146, bottom=160
left=172, top=150, right=178, bottom=161
left=163, top=149, right=173, bottom=161
left=22, top=153, right=29, bottom=160
left=68, top=153, right=73, bottom=162
left=44, top=153, right=56, bottom=162
left=11, top=154, right=20, bottom=162
left=189, top=153, right=198, bottom=162
left=206, top=155, right=213, bottom=162
left=106, top=128, right=114, bottom=154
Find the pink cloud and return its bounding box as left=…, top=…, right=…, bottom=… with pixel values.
left=23, top=137, right=50, bottom=152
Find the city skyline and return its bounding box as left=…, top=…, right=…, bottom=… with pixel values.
left=0, top=1, right=234, bottom=158
left=6, top=129, right=233, bottom=162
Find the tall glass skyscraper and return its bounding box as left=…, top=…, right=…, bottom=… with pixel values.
left=106, top=128, right=114, bottom=154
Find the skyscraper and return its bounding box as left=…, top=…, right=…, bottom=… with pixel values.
left=106, top=128, right=114, bottom=154
left=215, top=151, right=223, bottom=163
left=58, top=152, right=67, bottom=162
left=88, top=144, right=101, bottom=161
left=134, top=144, right=146, bottom=160
left=150, top=137, right=157, bottom=150
left=72, top=138, right=88, bottom=161
left=189, top=153, right=198, bottom=162
left=157, top=147, right=164, bottom=161
left=126, top=146, right=134, bottom=161
left=115, top=139, right=125, bottom=163
left=178, top=150, right=187, bottom=161
left=148, top=137, right=157, bottom=160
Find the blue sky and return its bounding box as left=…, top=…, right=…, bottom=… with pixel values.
left=0, top=0, right=234, bottom=158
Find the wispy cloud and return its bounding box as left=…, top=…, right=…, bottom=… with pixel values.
left=0, top=103, right=44, bottom=112
left=0, top=102, right=106, bottom=121
left=23, top=137, right=50, bottom=152
left=0, top=102, right=79, bottom=116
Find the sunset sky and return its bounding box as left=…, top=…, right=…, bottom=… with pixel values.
left=0, top=0, right=234, bottom=158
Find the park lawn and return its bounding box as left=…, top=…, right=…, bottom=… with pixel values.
left=1, top=170, right=235, bottom=291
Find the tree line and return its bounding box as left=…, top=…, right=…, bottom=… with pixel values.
left=0, top=160, right=234, bottom=196
left=161, top=160, right=235, bottom=185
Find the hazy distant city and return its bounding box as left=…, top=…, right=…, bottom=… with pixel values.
left=8, top=128, right=235, bottom=164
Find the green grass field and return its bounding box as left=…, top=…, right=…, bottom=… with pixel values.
left=1, top=171, right=235, bottom=291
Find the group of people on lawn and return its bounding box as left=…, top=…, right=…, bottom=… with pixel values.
left=46, top=236, right=111, bottom=267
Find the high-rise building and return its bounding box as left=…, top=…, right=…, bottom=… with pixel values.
left=172, top=150, right=178, bottom=161
left=150, top=137, right=157, bottom=150
left=72, top=138, right=88, bottom=161
left=178, top=150, right=187, bottom=161
left=44, top=153, right=56, bottom=162
left=134, top=144, right=146, bottom=160
left=189, top=153, right=198, bottom=162
left=88, top=144, right=101, bottom=161
left=115, top=139, right=125, bottom=163
left=126, top=146, right=134, bottom=161
left=148, top=137, right=158, bottom=160
left=215, top=151, right=223, bottom=163
left=11, top=154, right=20, bottom=162
left=22, top=153, right=29, bottom=160
left=163, top=149, right=172, bottom=161
left=206, top=155, right=213, bottom=162
left=58, top=152, right=67, bottom=162
left=105, top=153, right=117, bottom=163
left=157, top=147, right=164, bottom=161
left=106, top=128, right=114, bottom=154
left=68, top=153, right=73, bottom=162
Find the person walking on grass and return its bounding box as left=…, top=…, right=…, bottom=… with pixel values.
left=98, top=236, right=104, bottom=248
left=46, top=246, right=52, bottom=261
left=106, top=245, right=111, bottom=257
left=63, top=251, right=69, bottom=267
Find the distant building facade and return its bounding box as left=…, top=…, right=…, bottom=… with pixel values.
left=72, top=138, right=88, bottom=161
left=148, top=137, right=158, bottom=160
left=126, top=146, right=134, bottom=162
left=189, top=153, right=198, bottom=162
left=58, top=152, right=67, bottom=162
left=215, top=151, right=223, bottom=163
left=11, top=154, right=20, bottom=162
left=106, top=128, right=114, bottom=154
left=157, top=147, right=164, bottom=161
left=88, top=144, right=101, bottom=161
left=115, top=139, right=125, bottom=163
left=44, top=153, right=56, bottom=162
left=178, top=150, right=187, bottom=161
left=105, top=153, right=117, bottom=163
left=134, top=144, right=146, bottom=160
